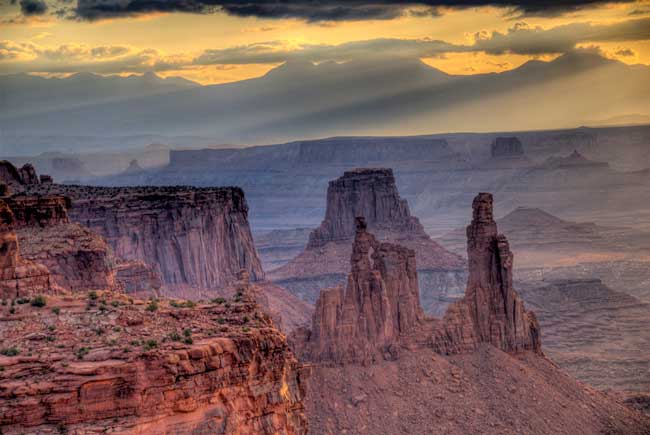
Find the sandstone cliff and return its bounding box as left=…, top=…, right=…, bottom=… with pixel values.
left=4, top=194, right=118, bottom=293
left=0, top=199, right=54, bottom=299
left=269, top=168, right=466, bottom=311
left=0, top=290, right=307, bottom=435
left=0, top=161, right=42, bottom=192
left=31, top=185, right=264, bottom=295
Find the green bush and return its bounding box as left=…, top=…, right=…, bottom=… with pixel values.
left=211, top=297, right=226, bottom=304
left=30, top=295, right=47, bottom=307
left=52, top=307, right=61, bottom=315
left=75, top=347, right=90, bottom=360
left=143, top=339, right=158, bottom=351
left=88, top=291, right=98, bottom=300
left=145, top=301, right=158, bottom=312
left=0, top=347, right=19, bottom=356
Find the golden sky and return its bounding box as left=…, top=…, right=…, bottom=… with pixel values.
left=1, top=0, right=649, bottom=84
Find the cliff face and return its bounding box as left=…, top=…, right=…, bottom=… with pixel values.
left=0, top=291, right=307, bottom=435
left=0, top=199, right=53, bottom=299
left=269, top=168, right=466, bottom=309
left=4, top=194, right=118, bottom=293
left=34, top=185, right=264, bottom=294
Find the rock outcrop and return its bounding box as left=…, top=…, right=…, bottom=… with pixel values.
left=306, top=218, right=424, bottom=363
left=114, top=260, right=163, bottom=297
left=0, top=290, right=307, bottom=434
left=300, top=193, right=540, bottom=364
left=269, top=168, right=466, bottom=310
left=0, top=161, right=40, bottom=192
left=3, top=194, right=118, bottom=293
left=30, top=185, right=264, bottom=295
left=446, top=193, right=541, bottom=353
left=0, top=199, right=54, bottom=299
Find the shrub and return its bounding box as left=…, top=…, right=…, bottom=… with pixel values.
left=31, top=295, right=47, bottom=307
left=111, top=300, right=120, bottom=307
left=75, top=347, right=90, bottom=360
left=211, top=297, right=226, bottom=304
left=52, top=307, right=61, bottom=315
left=47, top=325, right=56, bottom=332
left=143, top=339, right=158, bottom=351
left=88, top=291, right=98, bottom=300
left=0, top=347, right=19, bottom=356
left=145, top=301, right=158, bottom=312
left=183, top=328, right=192, bottom=337
left=169, top=332, right=181, bottom=342
left=16, top=297, right=30, bottom=305
left=183, top=337, right=193, bottom=345
left=242, top=326, right=250, bottom=333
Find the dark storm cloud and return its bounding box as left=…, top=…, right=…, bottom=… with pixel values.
left=20, top=0, right=48, bottom=15
left=473, top=17, right=650, bottom=55
left=73, top=0, right=636, bottom=21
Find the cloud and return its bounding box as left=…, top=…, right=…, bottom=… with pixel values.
left=2, top=15, right=649, bottom=75
left=472, top=17, right=650, bottom=55
left=20, top=0, right=47, bottom=15
left=70, top=0, right=636, bottom=21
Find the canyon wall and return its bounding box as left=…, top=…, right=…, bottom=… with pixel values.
left=0, top=199, right=54, bottom=299
left=4, top=194, right=118, bottom=293
left=32, top=185, right=264, bottom=294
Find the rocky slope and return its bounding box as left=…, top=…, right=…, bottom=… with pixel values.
left=29, top=184, right=265, bottom=297
left=296, top=192, right=648, bottom=434
left=0, top=290, right=307, bottom=435
left=269, top=168, right=466, bottom=314
left=0, top=161, right=43, bottom=193
left=518, top=278, right=650, bottom=393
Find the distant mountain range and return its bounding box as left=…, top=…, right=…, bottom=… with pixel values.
left=1, top=52, right=649, bottom=148
left=0, top=72, right=199, bottom=118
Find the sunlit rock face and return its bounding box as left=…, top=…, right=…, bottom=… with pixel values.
left=0, top=291, right=308, bottom=435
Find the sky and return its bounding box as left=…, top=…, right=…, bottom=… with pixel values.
left=1, top=0, right=650, bottom=84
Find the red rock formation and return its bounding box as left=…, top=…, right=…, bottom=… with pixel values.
left=269, top=168, right=465, bottom=307
left=114, top=260, right=163, bottom=297
left=0, top=161, right=40, bottom=192
left=301, top=193, right=541, bottom=364
left=0, top=199, right=53, bottom=299
left=0, top=291, right=307, bottom=434
left=36, top=185, right=264, bottom=294
left=5, top=195, right=69, bottom=227
left=430, top=194, right=540, bottom=354
left=305, top=217, right=424, bottom=364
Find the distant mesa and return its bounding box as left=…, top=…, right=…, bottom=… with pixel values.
left=491, top=137, right=524, bottom=159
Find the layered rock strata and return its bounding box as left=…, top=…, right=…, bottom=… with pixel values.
left=0, top=161, right=41, bottom=192
left=269, top=168, right=466, bottom=310
left=114, top=260, right=163, bottom=297
left=300, top=193, right=540, bottom=364
left=435, top=193, right=541, bottom=354
left=0, top=199, right=53, bottom=299
left=4, top=194, right=118, bottom=293
left=0, top=291, right=307, bottom=435
left=30, top=185, right=265, bottom=293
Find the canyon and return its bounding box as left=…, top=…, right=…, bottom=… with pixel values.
left=296, top=192, right=648, bottom=434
